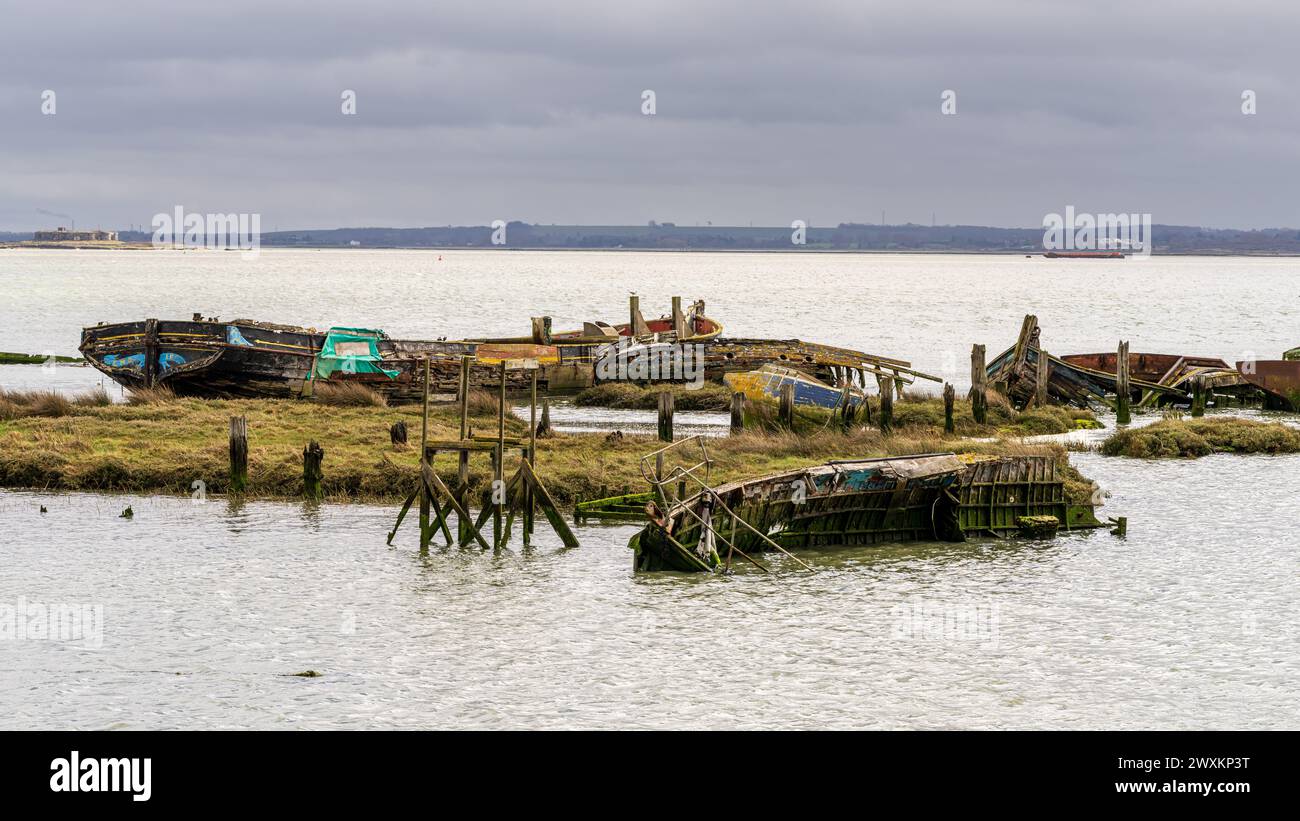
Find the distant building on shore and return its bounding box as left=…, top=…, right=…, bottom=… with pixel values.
left=34, top=227, right=119, bottom=242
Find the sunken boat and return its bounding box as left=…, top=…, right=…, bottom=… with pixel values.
left=628, top=445, right=1104, bottom=573
left=986, top=314, right=1247, bottom=409
left=81, top=297, right=935, bottom=401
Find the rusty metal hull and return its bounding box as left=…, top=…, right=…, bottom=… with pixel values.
left=1236, top=360, right=1300, bottom=410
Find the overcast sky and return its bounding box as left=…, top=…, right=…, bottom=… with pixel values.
left=1, top=0, right=1297, bottom=231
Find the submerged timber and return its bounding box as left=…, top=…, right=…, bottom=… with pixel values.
left=80, top=298, right=936, bottom=401
left=630, top=450, right=1103, bottom=573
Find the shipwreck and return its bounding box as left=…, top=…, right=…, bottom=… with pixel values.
left=625, top=438, right=1104, bottom=573
left=80, top=296, right=935, bottom=401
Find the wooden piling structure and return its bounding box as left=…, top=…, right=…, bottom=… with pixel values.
left=878, top=377, right=893, bottom=434
left=943, top=382, right=955, bottom=434
left=970, top=344, right=988, bottom=425
left=303, top=441, right=324, bottom=499
left=778, top=382, right=794, bottom=428
left=657, top=391, right=675, bottom=442
left=1115, top=340, right=1131, bottom=425
left=730, top=392, right=745, bottom=434
left=228, top=415, right=248, bottom=493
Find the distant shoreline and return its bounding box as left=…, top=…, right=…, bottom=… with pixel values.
left=3, top=243, right=1299, bottom=258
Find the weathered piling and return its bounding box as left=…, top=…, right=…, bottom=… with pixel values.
left=1115, top=340, right=1131, bottom=425
left=303, top=440, right=324, bottom=499
left=943, top=383, right=955, bottom=434
left=495, top=362, right=506, bottom=547
left=778, top=383, right=794, bottom=428
left=536, top=397, right=552, bottom=438
left=672, top=295, right=686, bottom=338
left=840, top=391, right=857, bottom=430
left=457, top=355, right=472, bottom=545
left=228, top=415, right=248, bottom=493
left=878, top=378, right=893, bottom=434
left=970, top=344, right=988, bottom=425
left=390, top=420, right=408, bottom=446
left=1034, top=350, right=1049, bottom=407
left=629, top=294, right=649, bottom=337
left=657, top=391, right=675, bottom=442
left=730, top=392, right=745, bottom=434
left=420, top=356, right=432, bottom=550
left=1191, top=375, right=1206, bottom=417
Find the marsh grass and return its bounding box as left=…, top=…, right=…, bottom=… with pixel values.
left=1101, top=417, right=1300, bottom=458
left=0, top=394, right=1093, bottom=505
left=312, top=381, right=387, bottom=407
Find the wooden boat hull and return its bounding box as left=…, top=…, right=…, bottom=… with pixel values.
left=723, top=365, right=862, bottom=409
left=81, top=315, right=935, bottom=401
left=630, top=454, right=1102, bottom=572
left=1236, top=360, right=1300, bottom=410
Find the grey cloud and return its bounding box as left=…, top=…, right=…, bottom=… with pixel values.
left=1, top=0, right=1297, bottom=230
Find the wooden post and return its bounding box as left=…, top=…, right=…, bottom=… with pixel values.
left=671, top=296, right=686, bottom=338
left=495, top=362, right=506, bottom=547
left=1191, top=375, right=1206, bottom=417
left=390, top=420, right=408, bottom=446
left=536, top=397, right=552, bottom=438
left=228, top=415, right=248, bottom=493
left=1034, top=349, right=1049, bottom=407
left=1115, top=340, right=1131, bottom=425
left=878, top=376, right=893, bottom=434
left=943, top=383, right=955, bottom=434
left=657, top=391, right=674, bottom=442
left=420, top=356, right=432, bottom=550
left=970, top=344, right=988, bottom=425
left=730, top=392, right=745, bottom=434
left=778, top=382, right=794, bottom=428
left=457, top=355, right=471, bottom=545
left=303, top=440, right=324, bottom=499
left=894, top=373, right=904, bottom=401
left=143, top=318, right=159, bottom=388
left=629, top=294, right=649, bottom=337
left=525, top=369, right=538, bottom=544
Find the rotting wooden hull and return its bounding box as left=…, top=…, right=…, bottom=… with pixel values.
left=724, top=364, right=864, bottom=409
left=1235, top=360, right=1300, bottom=410
left=986, top=316, right=1184, bottom=408
left=630, top=453, right=1103, bottom=572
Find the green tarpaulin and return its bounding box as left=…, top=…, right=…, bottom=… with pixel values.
left=311, top=327, right=400, bottom=380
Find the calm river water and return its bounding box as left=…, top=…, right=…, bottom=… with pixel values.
left=1, top=250, right=1297, bottom=728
